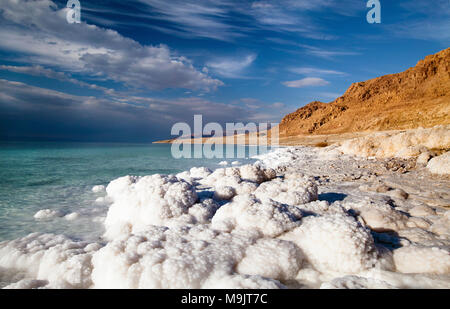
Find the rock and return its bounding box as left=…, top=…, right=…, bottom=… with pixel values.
left=427, top=152, right=450, bottom=175
left=409, top=205, right=436, bottom=217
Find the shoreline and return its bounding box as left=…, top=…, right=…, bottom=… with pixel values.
left=0, top=125, right=449, bottom=288
left=152, top=127, right=441, bottom=147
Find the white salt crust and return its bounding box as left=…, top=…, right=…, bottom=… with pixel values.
left=2, top=133, right=450, bottom=289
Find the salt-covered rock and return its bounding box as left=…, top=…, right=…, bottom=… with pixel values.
left=104, top=174, right=198, bottom=239
left=393, top=245, right=450, bottom=274
left=92, top=185, right=105, bottom=193
left=254, top=176, right=318, bottom=206
left=427, top=151, right=450, bottom=175
left=211, top=195, right=302, bottom=237
left=33, top=209, right=62, bottom=220
left=0, top=233, right=101, bottom=288
left=280, top=214, right=379, bottom=274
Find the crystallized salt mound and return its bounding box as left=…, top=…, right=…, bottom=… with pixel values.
left=91, top=226, right=290, bottom=289
left=3, top=279, right=50, bottom=289
left=254, top=176, right=318, bottom=206
left=33, top=209, right=62, bottom=220
left=201, top=165, right=274, bottom=196
left=427, top=151, right=450, bottom=175
left=203, top=274, right=285, bottom=289
left=211, top=195, right=303, bottom=237
left=187, top=199, right=220, bottom=224
left=409, top=205, right=436, bottom=217
left=189, top=167, right=213, bottom=178
left=177, top=167, right=213, bottom=184
left=64, top=212, right=80, bottom=221
left=339, top=125, right=450, bottom=159
left=320, top=275, right=396, bottom=289
left=343, top=201, right=409, bottom=232
left=0, top=233, right=102, bottom=288
left=361, top=269, right=450, bottom=289
left=393, top=245, right=450, bottom=274
left=253, top=147, right=302, bottom=169
left=92, top=185, right=105, bottom=193
left=280, top=214, right=379, bottom=274
left=213, top=186, right=236, bottom=200
left=297, top=200, right=347, bottom=216
left=238, top=165, right=276, bottom=184
left=104, top=174, right=198, bottom=239
left=237, top=239, right=303, bottom=281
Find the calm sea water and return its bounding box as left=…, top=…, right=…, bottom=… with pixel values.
left=0, top=142, right=268, bottom=242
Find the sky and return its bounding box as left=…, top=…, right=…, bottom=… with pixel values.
left=0, top=0, right=448, bottom=142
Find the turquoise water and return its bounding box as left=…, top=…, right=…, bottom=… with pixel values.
left=0, top=142, right=267, bottom=242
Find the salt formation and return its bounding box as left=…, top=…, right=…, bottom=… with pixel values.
left=320, top=275, right=396, bottom=289
left=254, top=175, right=318, bottom=205
left=427, top=151, right=450, bottom=175
left=339, top=125, right=450, bottom=159
left=92, top=185, right=105, bottom=193
left=211, top=195, right=303, bottom=237
left=1, top=141, right=450, bottom=289
left=393, top=245, right=450, bottom=274
left=33, top=209, right=62, bottom=220
left=280, top=214, right=379, bottom=275
left=64, top=212, right=80, bottom=221
left=103, top=174, right=198, bottom=239
left=0, top=233, right=101, bottom=288
left=91, top=226, right=291, bottom=289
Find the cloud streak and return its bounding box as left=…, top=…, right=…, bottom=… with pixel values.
left=207, top=54, right=257, bottom=78
left=282, top=77, right=330, bottom=88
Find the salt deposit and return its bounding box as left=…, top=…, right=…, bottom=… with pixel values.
left=427, top=151, right=450, bottom=175
left=103, top=174, right=198, bottom=239
left=64, top=212, right=80, bottom=221
left=92, top=185, right=105, bottom=193
left=33, top=209, right=62, bottom=220
left=338, top=125, right=450, bottom=159
left=280, top=214, right=379, bottom=275
left=1, top=136, right=450, bottom=289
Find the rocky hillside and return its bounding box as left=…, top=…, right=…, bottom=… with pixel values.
left=279, top=48, right=450, bottom=137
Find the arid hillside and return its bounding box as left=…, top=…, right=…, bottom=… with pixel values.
left=279, top=48, right=450, bottom=137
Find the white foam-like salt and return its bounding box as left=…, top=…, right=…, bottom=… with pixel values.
left=2, top=131, right=450, bottom=289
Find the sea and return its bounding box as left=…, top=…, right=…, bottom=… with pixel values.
left=0, top=142, right=270, bottom=242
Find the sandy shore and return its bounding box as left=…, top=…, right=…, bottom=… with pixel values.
left=153, top=128, right=418, bottom=147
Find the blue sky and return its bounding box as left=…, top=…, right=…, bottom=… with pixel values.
left=0, top=0, right=448, bottom=142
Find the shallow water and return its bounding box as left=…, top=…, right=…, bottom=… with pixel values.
left=0, top=142, right=267, bottom=242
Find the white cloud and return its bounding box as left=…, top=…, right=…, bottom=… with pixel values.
left=289, top=67, right=346, bottom=76
left=133, top=0, right=360, bottom=41
left=0, top=65, right=115, bottom=94
left=207, top=54, right=257, bottom=78
left=282, top=77, right=329, bottom=88
left=0, top=0, right=222, bottom=91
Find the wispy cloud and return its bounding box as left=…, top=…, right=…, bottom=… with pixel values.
left=289, top=67, right=346, bottom=76
left=0, top=65, right=116, bottom=94
left=386, top=0, right=449, bottom=43
left=133, top=0, right=363, bottom=41
left=266, top=37, right=360, bottom=59
left=282, top=77, right=329, bottom=88
left=207, top=54, right=257, bottom=78
left=136, top=0, right=243, bottom=41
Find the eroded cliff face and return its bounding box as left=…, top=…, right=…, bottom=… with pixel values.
left=279, top=48, right=450, bottom=137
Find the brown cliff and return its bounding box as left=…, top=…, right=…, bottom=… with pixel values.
left=279, top=48, right=450, bottom=137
